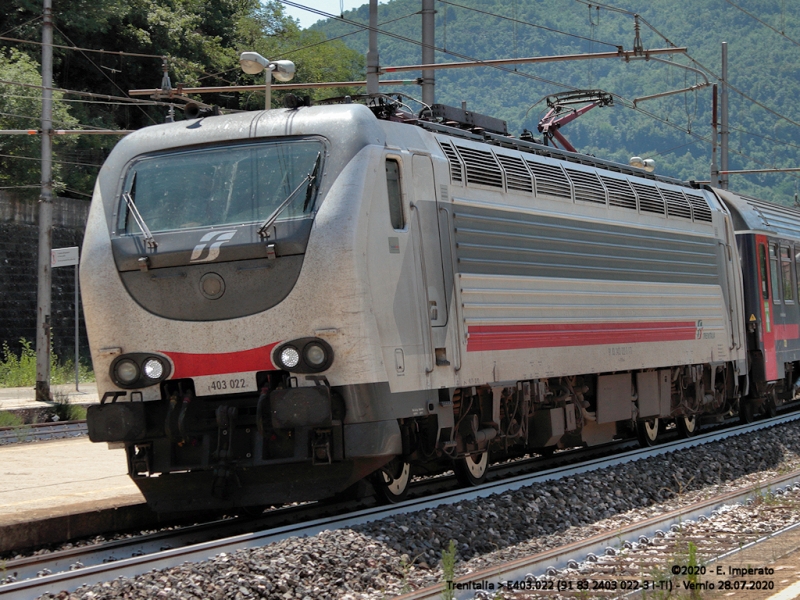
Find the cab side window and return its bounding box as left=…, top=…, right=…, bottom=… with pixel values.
left=386, top=158, right=405, bottom=230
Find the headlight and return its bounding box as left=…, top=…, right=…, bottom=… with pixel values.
left=115, top=359, right=139, bottom=384
left=280, top=346, right=300, bottom=369
left=143, top=357, right=164, bottom=379
left=304, top=343, right=327, bottom=366
left=110, top=353, right=172, bottom=388
left=274, top=338, right=334, bottom=373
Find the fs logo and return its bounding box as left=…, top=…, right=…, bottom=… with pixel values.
left=190, top=230, right=236, bottom=263
left=695, top=319, right=704, bottom=340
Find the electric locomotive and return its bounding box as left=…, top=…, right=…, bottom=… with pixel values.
left=83, top=98, right=753, bottom=512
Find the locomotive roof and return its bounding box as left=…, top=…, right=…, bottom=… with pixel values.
left=716, top=188, right=800, bottom=240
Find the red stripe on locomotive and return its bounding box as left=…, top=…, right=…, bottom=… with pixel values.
left=163, top=342, right=279, bottom=378
left=466, top=321, right=697, bottom=352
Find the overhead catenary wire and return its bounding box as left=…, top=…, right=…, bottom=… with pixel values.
left=194, top=10, right=421, bottom=86
left=0, top=15, right=43, bottom=38
left=570, top=0, right=800, bottom=134
left=51, top=24, right=157, bottom=125
left=0, top=152, right=102, bottom=168
left=437, top=0, right=620, bottom=49
left=569, top=0, right=800, bottom=180
left=571, top=0, right=683, bottom=48
left=0, top=110, right=122, bottom=131
left=0, top=34, right=167, bottom=59
left=722, top=0, right=800, bottom=49
left=62, top=187, right=92, bottom=197
left=728, top=124, right=800, bottom=152
left=0, top=78, right=183, bottom=107
left=1, top=94, right=165, bottom=107
left=279, top=0, right=577, bottom=90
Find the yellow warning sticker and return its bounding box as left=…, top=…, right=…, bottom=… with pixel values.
left=750, top=314, right=757, bottom=322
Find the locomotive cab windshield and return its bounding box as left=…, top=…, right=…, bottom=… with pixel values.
left=109, top=136, right=327, bottom=322
left=117, top=138, right=323, bottom=235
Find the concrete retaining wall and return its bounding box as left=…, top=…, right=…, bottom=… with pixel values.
left=0, top=192, right=90, bottom=360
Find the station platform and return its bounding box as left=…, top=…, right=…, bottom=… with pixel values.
left=0, top=435, right=147, bottom=553
left=0, top=382, right=98, bottom=412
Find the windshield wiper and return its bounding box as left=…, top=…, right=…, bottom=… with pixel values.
left=122, top=176, right=157, bottom=248
left=258, top=152, right=321, bottom=238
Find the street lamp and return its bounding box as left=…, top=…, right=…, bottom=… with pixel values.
left=239, top=52, right=296, bottom=110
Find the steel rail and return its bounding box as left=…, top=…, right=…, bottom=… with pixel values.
left=0, top=420, right=86, bottom=444
left=0, top=438, right=638, bottom=582
left=395, top=466, right=800, bottom=599
left=2, top=413, right=798, bottom=598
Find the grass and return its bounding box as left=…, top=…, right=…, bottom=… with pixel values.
left=53, top=390, right=87, bottom=421
left=0, top=338, right=94, bottom=388
left=441, top=539, right=457, bottom=600
left=0, top=410, right=23, bottom=427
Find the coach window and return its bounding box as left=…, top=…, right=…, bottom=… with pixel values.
left=386, top=158, right=405, bottom=230
left=770, top=244, right=782, bottom=303
left=759, top=244, right=770, bottom=299
left=782, top=246, right=794, bottom=302
left=795, top=247, right=800, bottom=301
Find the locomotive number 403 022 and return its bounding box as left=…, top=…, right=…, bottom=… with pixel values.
left=193, top=373, right=258, bottom=396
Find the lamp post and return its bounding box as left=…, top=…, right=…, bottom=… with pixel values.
left=239, top=52, right=295, bottom=109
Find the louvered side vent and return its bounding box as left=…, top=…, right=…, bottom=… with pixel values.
left=526, top=160, right=572, bottom=200
left=565, top=167, right=606, bottom=205
left=495, top=153, right=533, bottom=193
left=660, top=187, right=693, bottom=220
left=438, top=140, right=463, bottom=183
left=685, top=191, right=713, bottom=223
left=631, top=182, right=666, bottom=216
left=600, top=175, right=637, bottom=210
left=454, top=144, right=504, bottom=188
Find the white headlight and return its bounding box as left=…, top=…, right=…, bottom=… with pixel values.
left=143, top=358, right=164, bottom=379
left=280, top=347, right=300, bottom=369
left=115, top=359, right=139, bottom=384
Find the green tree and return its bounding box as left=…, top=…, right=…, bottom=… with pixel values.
left=0, top=0, right=364, bottom=197
left=0, top=49, right=78, bottom=195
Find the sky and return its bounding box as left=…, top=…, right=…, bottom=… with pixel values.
left=280, top=1, right=385, bottom=30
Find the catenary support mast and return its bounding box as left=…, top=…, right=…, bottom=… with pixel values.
left=421, top=0, right=435, bottom=105
left=720, top=42, right=729, bottom=190
left=35, top=0, right=54, bottom=401
left=366, top=0, right=379, bottom=95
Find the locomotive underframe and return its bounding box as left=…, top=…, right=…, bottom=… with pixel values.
left=93, top=359, right=740, bottom=512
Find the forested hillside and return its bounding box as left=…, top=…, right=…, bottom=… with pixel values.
left=0, top=1, right=363, bottom=199
left=313, top=0, right=800, bottom=204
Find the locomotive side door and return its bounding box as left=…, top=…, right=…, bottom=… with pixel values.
left=410, top=154, right=448, bottom=331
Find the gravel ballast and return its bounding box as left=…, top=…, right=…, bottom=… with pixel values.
left=32, top=420, right=800, bottom=599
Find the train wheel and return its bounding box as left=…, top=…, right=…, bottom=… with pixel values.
left=637, top=418, right=659, bottom=447
left=739, top=399, right=755, bottom=424
left=454, top=451, right=489, bottom=486
left=677, top=415, right=697, bottom=438
left=373, top=460, right=411, bottom=503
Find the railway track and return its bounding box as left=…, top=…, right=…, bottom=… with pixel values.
left=0, top=421, right=87, bottom=445
left=2, top=413, right=798, bottom=598
left=396, top=469, right=800, bottom=599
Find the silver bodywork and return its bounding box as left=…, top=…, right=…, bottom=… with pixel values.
left=81, top=104, right=747, bottom=511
